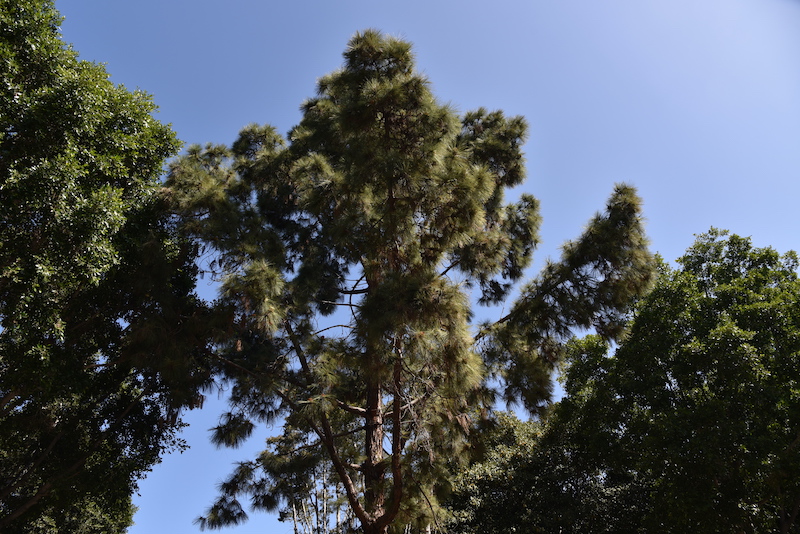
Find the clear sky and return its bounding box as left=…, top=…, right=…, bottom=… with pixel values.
left=55, top=1, right=800, bottom=532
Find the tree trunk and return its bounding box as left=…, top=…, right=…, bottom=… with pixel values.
left=363, top=379, right=385, bottom=520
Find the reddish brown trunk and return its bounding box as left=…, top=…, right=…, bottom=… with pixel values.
left=364, top=379, right=385, bottom=519
left=359, top=356, right=405, bottom=534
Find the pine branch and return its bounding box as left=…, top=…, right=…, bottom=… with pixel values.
left=334, top=398, right=367, bottom=416
left=316, top=411, right=370, bottom=526
left=339, top=288, right=369, bottom=295
left=284, top=319, right=313, bottom=379
left=314, top=324, right=356, bottom=337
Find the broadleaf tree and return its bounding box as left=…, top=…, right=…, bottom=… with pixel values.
left=0, top=1, right=213, bottom=530
left=448, top=230, right=800, bottom=533
left=167, top=30, right=655, bottom=534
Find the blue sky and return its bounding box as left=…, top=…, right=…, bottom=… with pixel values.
left=56, top=1, right=800, bottom=532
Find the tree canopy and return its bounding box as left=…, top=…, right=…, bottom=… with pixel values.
left=449, top=230, right=800, bottom=533
left=0, top=1, right=212, bottom=530
left=167, top=30, right=654, bottom=534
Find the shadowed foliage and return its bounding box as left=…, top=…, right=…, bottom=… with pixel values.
left=449, top=230, right=800, bottom=534
left=0, top=1, right=214, bottom=531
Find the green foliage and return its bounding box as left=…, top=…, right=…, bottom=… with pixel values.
left=20, top=495, right=136, bottom=534
left=199, top=418, right=359, bottom=534
left=446, top=413, right=543, bottom=534
left=0, top=1, right=213, bottom=530
left=481, top=184, right=654, bottom=413
left=449, top=230, right=800, bottom=533
left=448, top=345, right=650, bottom=534
left=168, top=30, right=654, bottom=534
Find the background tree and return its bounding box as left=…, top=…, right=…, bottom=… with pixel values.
left=0, top=1, right=213, bottom=530
left=446, top=412, right=547, bottom=534
left=449, top=230, right=800, bottom=533
left=167, top=30, right=654, bottom=534
left=447, top=363, right=648, bottom=534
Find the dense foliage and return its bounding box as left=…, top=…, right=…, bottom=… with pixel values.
left=167, top=30, right=654, bottom=534
left=448, top=230, right=800, bottom=533
left=0, top=1, right=212, bottom=530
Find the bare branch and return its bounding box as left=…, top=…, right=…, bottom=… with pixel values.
left=314, top=324, right=355, bottom=337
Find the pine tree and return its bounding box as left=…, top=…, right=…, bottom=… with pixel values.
left=167, top=30, right=655, bottom=534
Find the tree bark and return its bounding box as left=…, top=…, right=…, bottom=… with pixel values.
left=363, top=378, right=385, bottom=520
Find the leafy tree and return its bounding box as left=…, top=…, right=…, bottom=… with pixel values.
left=447, top=377, right=649, bottom=534
left=167, top=30, right=654, bottom=534
left=0, top=1, right=213, bottom=530
left=446, top=412, right=545, bottom=534
left=21, top=495, right=136, bottom=534
left=450, top=230, right=800, bottom=533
